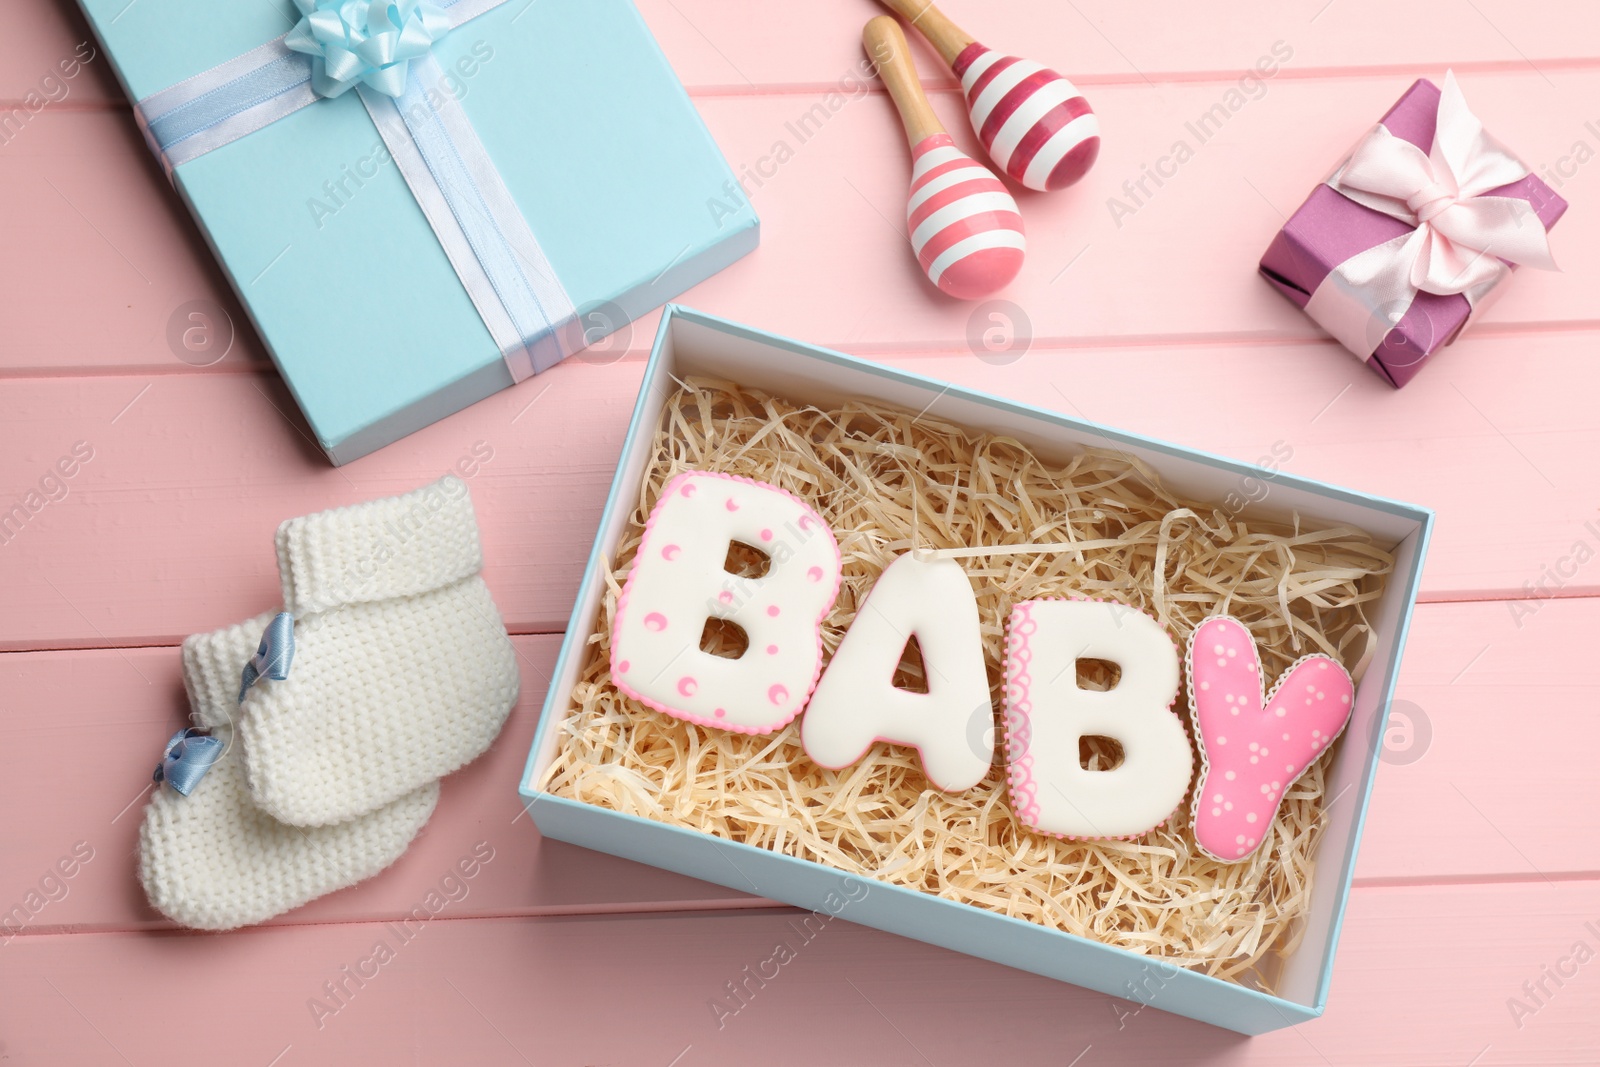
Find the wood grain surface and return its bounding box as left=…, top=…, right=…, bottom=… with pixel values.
left=2, top=0, right=1597, bottom=1062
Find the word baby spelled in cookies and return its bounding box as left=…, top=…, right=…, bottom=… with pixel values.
left=611, top=472, right=1355, bottom=862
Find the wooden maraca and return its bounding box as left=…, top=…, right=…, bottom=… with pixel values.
left=865, top=16, right=1024, bottom=300
left=877, top=0, right=1099, bottom=191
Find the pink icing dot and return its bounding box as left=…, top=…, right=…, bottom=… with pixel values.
left=767, top=605, right=780, bottom=617
left=677, top=676, right=697, bottom=696
left=714, top=708, right=726, bottom=718
left=617, top=660, right=630, bottom=673
left=644, top=612, right=668, bottom=632
left=661, top=544, right=681, bottom=560
left=760, top=528, right=773, bottom=541
left=807, top=566, right=824, bottom=582
left=799, top=514, right=815, bottom=530
left=681, top=482, right=697, bottom=497
left=768, top=684, right=788, bottom=705
left=766, top=644, right=779, bottom=655
left=725, top=498, right=740, bottom=512
left=718, top=591, right=734, bottom=604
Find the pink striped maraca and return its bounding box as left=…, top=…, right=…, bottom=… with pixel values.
left=878, top=0, right=1100, bottom=191
left=866, top=17, right=1024, bottom=300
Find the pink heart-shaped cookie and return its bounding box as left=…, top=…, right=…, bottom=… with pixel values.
left=1186, top=616, right=1355, bottom=862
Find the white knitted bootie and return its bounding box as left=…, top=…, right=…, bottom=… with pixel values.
left=139, top=613, right=440, bottom=931
left=239, top=475, right=520, bottom=827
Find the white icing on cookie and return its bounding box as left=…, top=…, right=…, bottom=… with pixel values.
left=801, top=553, right=993, bottom=792
left=611, top=471, right=841, bottom=734
left=1004, top=599, right=1192, bottom=839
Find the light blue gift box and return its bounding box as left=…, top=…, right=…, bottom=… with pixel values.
left=519, top=306, right=1434, bottom=1034
left=77, top=0, right=758, bottom=464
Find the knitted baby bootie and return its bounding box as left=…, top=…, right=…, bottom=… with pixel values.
left=139, top=613, right=440, bottom=931
left=239, top=475, right=519, bottom=827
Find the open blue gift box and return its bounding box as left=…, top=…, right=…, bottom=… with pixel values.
left=78, top=0, right=758, bottom=463
left=520, top=306, right=1434, bottom=1034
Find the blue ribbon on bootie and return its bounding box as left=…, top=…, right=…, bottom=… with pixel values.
left=153, top=728, right=225, bottom=796
left=239, top=612, right=296, bottom=702
left=155, top=613, right=296, bottom=798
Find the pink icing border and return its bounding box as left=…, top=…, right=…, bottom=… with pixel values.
left=609, top=470, right=844, bottom=736
left=1183, top=615, right=1356, bottom=863
left=1001, top=597, right=1193, bottom=842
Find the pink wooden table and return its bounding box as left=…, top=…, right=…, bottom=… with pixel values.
left=3, top=0, right=1598, bottom=1062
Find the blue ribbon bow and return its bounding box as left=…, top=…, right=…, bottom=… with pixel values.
left=239, top=612, right=296, bottom=702
left=155, top=613, right=296, bottom=797
left=153, top=728, right=225, bottom=796
left=286, top=0, right=452, bottom=99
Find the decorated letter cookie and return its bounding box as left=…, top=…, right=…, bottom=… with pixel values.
left=1186, top=616, right=1355, bottom=862
left=802, top=553, right=992, bottom=792
left=1003, top=600, right=1192, bottom=839
left=611, top=471, right=841, bottom=734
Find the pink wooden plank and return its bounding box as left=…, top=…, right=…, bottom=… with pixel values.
left=0, top=366, right=640, bottom=649
left=0, top=109, right=272, bottom=376
left=6, top=68, right=1597, bottom=373
left=4, top=320, right=1599, bottom=647
left=7, top=0, right=1599, bottom=103
left=0, top=636, right=756, bottom=939
left=3, top=880, right=1597, bottom=1062
left=1359, top=596, right=1600, bottom=882
left=0, top=0, right=112, bottom=105
left=1, top=598, right=1593, bottom=935
left=645, top=0, right=1600, bottom=91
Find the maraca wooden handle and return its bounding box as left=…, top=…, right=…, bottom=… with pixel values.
left=874, top=0, right=975, bottom=67
left=864, top=16, right=945, bottom=148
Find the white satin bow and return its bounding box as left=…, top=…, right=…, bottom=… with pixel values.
left=1306, top=71, right=1556, bottom=360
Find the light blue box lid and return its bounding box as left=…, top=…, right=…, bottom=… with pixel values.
left=76, top=0, right=759, bottom=463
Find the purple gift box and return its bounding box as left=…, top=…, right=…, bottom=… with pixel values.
left=1260, top=78, right=1567, bottom=387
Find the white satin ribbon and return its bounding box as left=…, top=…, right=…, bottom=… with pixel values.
left=133, top=0, right=580, bottom=384
left=1305, top=71, right=1557, bottom=360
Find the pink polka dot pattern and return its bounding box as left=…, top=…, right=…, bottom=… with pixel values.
left=610, top=470, right=843, bottom=736
left=1186, top=615, right=1355, bottom=862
